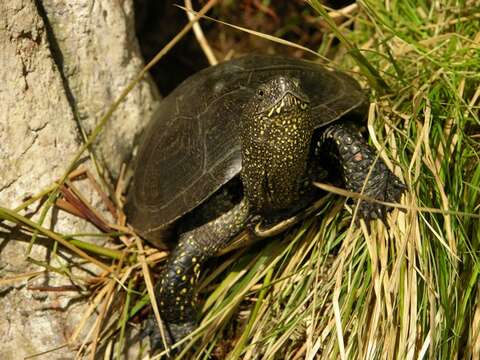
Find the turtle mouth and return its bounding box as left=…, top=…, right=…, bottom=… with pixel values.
left=265, top=92, right=309, bottom=117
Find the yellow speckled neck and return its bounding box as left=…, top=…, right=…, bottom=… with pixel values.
left=241, top=76, right=314, bottom=214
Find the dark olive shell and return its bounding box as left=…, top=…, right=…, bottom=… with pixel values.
left=127, top=54, right=366, bottom=242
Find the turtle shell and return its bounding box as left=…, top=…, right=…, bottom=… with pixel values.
left=127, top=54, right=366, bottom=242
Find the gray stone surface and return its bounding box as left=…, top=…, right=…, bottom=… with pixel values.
left=0, top=0, right=159, bottom=358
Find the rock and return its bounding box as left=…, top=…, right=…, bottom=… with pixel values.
left=0, top=1, right=159, bottom=358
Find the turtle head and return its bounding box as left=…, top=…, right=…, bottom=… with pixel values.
left=241, top=75, right=314, bottom=213
left=242, top=75, right=312, bottom=144
left=247, top=76, right=310, bottom=117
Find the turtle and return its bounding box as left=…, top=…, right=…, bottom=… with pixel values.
left=126, top=54, right=405, bottom=351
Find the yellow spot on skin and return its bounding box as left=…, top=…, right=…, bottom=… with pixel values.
left=192, top=257, right=197, bottom=263
left=181, top=288, right=187, bottom=294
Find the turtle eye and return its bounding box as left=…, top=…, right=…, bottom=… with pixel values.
left=257, top=88, right=265, bottom=97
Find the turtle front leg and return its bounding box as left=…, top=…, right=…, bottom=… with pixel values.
left=147, top=198, right=250, bottom=352
left=318, top=122, right=406, bottom=224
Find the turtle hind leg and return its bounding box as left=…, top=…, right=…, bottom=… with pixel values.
left=318, top=122, right=406, bottom=225
left=148, top=197, right=250, bottom=353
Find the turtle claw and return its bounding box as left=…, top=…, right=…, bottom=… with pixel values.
left=354, top=172, right=406, bottom=228
left=354, top=201, right=385, bottom=230
left=144, top=316, right=196, bottom=354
